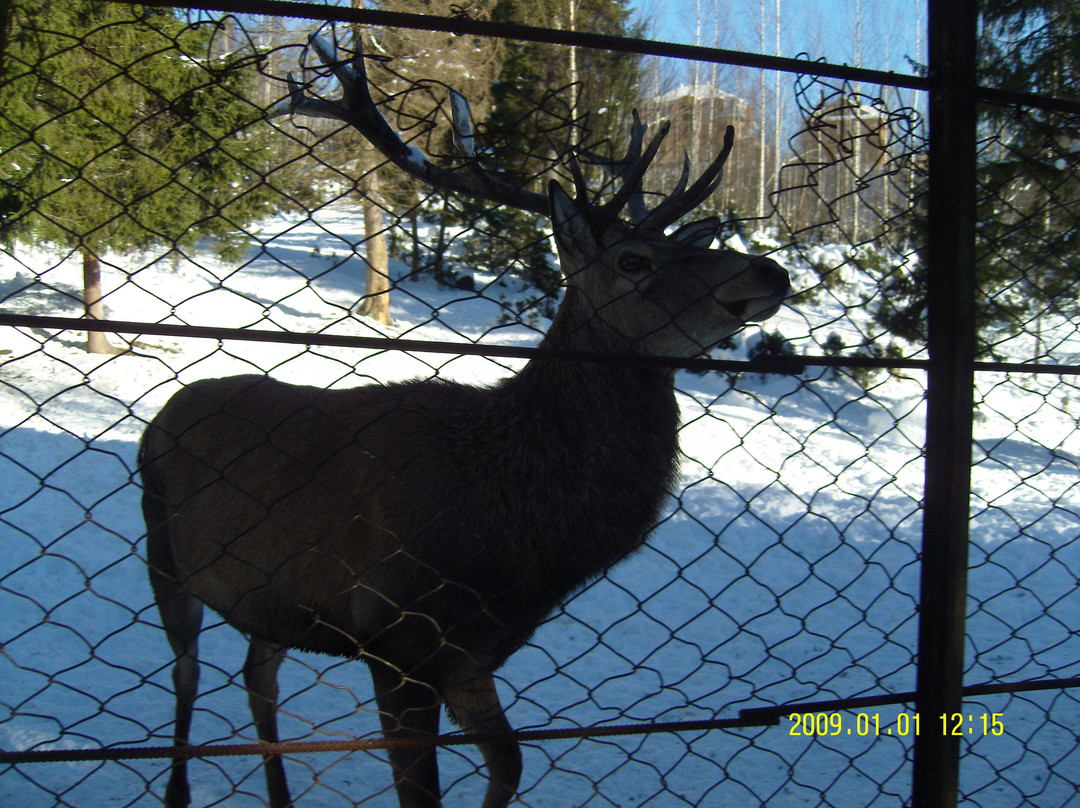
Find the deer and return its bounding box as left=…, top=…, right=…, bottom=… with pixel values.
left=138, top=34, right=790, bottom=808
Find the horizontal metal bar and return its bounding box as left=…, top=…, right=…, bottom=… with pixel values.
left=0, top=312, right=807, bottom=374
left=2, top=675, right=1076, bottom=766
left=6, top=313, right=1079, bottom=376
left=132, top=0, right=1080, bottom=115
left=972, top=359, right=1080, bottom=376
left=978, top=85, right=1080, bottom=117
left=0, top=713, right=757, bottom=765
left=135, top=0, right=929, bottom=90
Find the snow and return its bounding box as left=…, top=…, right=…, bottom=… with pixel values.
left=657, top=84, right=747, bottom=108
left=403, top=144, right=432, bottom=176
left=1, top=205, right=1078, bottom=807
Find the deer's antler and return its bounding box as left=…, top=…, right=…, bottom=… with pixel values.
left=271, top=33, right=735, bottom=230
left=636, top=125, right=735, bottom=231
left=271, top=34, right=551, bottom=216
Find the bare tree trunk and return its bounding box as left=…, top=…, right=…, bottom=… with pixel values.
left=82, top=246, right=123, bottom=354
left=356, top=171, right=392, bottom=325
left=409, top=206, right=421, bottom=282
left=773, top=0, right=782, bottom=221
left=433, top=209, right=448, bottom=282
left=350, top=4, right=390, bottom=326
left=852, top=0, right=864, bottom=241
left=757, top=0, right=767, bottom=219
left=691, top=0, right=703, bottom=171
left=567, top=0, right=578, bottom=135
left=853, top=118, right=863, bottom=241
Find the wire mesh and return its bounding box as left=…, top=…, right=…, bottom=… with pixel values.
left=0, top=2, right=1078, bottom=807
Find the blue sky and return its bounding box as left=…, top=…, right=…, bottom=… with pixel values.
left=633, top=0, right=926, bottom=75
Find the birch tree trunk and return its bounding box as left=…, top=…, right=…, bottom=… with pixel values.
left=757, top=0, right=768, bottom=218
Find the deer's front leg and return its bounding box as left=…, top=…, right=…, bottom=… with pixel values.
left=370, top=663, right=444, bottom=808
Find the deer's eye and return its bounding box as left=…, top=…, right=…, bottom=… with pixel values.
left=618, top=254, right=650, bottom=275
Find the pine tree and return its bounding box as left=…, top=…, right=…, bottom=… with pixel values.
left=441, top=0, right=642, bottom=298
left=362, top=0, right=504, bottom=321
left=872, top=0, right=1079, bottom=356
left=0, top=1, right=284, bottom=352
left=487, top=0, right=642, bottom=183
left=977, top=0, right=1079, bottom=359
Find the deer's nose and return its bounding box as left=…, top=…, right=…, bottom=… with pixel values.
left=751, top=257, right=790, bottom=297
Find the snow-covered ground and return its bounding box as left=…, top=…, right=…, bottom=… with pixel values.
left=1, top=206, right=1078, bottom=807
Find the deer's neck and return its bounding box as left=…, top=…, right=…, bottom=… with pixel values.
left=533, top=286, right=648, bottom=361
left=480, top=302, right=681, bottom=640
left=496, top=290, right=681, bottom=477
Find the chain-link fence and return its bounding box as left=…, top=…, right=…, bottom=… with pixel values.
left=1, top=1, right=1078, bottom=806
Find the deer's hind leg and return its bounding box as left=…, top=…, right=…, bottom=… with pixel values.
left=445, top=670, right=521, bottom=808
left=147, top=536, right=204, bottom=808
left=244, top=638, right=291, bottom=808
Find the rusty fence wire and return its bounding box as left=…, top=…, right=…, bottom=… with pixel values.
left=1, top=1, right=1078, bottom=807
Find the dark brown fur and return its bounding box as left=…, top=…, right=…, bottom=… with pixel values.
left=140, top=184, right=789, bottom=807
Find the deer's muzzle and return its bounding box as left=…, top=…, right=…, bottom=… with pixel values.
left=720, top=257, right=790, bottom=322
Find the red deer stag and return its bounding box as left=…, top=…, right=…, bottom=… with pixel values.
left=140, top=34, right=789, bottom=808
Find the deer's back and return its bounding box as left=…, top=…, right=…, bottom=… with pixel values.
left=141, top=370, right=678, bottom=670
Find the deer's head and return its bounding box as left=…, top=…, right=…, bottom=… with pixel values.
left=548, top=181, right=788, bottom=359
left=273, top=35, right=789, bottom=360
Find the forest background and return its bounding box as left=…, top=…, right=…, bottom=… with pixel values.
left=1, top=0, right=1076, bottom=361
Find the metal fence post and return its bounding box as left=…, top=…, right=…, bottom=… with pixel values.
left=913, top=0, right=978, bottom=805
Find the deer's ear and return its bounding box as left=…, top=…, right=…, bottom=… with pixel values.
left=671, top=217, right=721, bottom=249
left=549, top=180, right=596, bottom=266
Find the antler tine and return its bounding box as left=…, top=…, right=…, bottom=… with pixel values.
left=617, top=109, right=646, bottom=177
left=271, top=32, right=550, bottom=216
left=451, top=88, right=552, bottom=205
left=567, top=154, right=591, bottom=202
left=639, top=125, right=735, bottom=230
left=601, top=118, right=670, bottom=221
left=449, top=90, right=475, bottom=160
left=449, top=87, right=492, bottom=187
left=606, top=110, right=655, bottom=222
left=668, top=152, right=692, bottom=206
left=311, top=35, right=359, bottom=96
left=269, top=37, right=363, bottom=121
